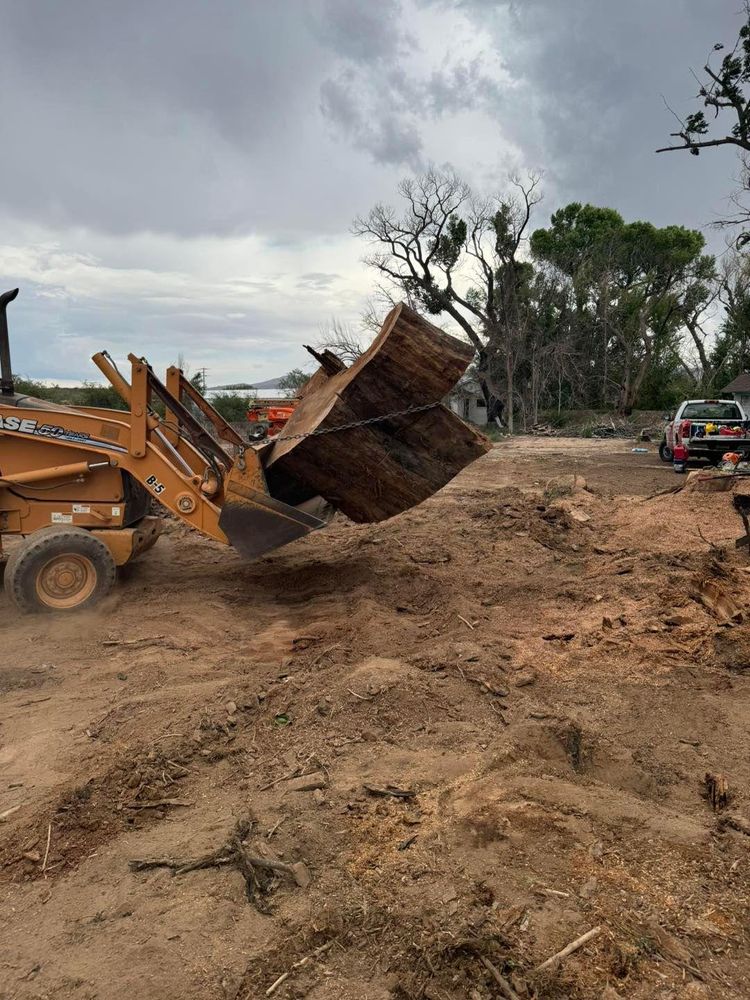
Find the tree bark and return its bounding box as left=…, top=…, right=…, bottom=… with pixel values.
left=263, top=303, right=490, bottom=522
left=505, top=352, right=515, bottom=433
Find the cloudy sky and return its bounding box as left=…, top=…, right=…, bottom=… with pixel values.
left=0, top=0, right=742, bottom=385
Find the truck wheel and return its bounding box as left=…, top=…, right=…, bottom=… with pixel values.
left=4, top=526, right=116, bottom=613
left=659, top=440, right=673, bottom=463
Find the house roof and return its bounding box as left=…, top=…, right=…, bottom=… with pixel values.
left=722, top=372, right=750, bottom=394
left=450, top=378, right=483, bottom=397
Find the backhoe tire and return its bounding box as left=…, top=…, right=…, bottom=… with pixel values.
left=5, top=526, right=116, bottom=613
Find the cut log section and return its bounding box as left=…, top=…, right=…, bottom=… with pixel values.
left=263, top=303, right=490, bottom=522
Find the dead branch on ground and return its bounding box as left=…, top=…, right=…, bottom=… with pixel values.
left=129, top=817, right=309, bottom=913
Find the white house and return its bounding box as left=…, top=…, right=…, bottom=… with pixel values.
left=447, top=379, right=488, bottom=426
left=721, top=372, right=750, bottom=414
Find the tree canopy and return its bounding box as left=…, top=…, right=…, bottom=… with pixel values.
left=354, top=168, right=738, bottom=425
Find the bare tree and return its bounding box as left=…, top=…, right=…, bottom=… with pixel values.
left=657, top=3, right=750, bottom=240
left=353, top=167, right=542, bottom=431
left=315, top=318, right=366, bottom=364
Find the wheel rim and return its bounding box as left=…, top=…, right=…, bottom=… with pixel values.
left=35, top=553, right=98, bottom=609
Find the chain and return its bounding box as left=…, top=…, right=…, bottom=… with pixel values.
left=269, top=401, right=441, bottom=443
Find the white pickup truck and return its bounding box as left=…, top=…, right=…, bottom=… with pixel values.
left=660, top=399, right=750, bottom=473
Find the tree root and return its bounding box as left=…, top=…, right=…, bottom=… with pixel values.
left=129, top=817, right=307, bottom=913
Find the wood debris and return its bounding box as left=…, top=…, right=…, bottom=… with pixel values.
left=129, top=817, right=309, bottom=913
left=705, top=772, right=730, bottom=811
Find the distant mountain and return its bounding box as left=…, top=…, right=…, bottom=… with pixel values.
left=208, top=377, right=285, bottom=392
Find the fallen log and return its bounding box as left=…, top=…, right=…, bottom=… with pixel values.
left=263, top=303, right=490, bottom=522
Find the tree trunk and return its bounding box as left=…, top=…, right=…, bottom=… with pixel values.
left=506, top=352, right=515, bottom=433
left=263, top=303, right=490, bottom=522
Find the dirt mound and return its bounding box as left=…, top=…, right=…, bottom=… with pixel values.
left=3, top=440, right=750, bottom=999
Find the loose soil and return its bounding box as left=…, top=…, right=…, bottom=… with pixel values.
left=2, top=438, right=750, bottom=1000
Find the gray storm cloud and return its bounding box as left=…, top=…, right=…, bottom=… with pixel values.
left=0, top=0, right=745, bottom=381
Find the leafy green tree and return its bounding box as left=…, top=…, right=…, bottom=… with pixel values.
left=13, top=376, right=56, bottom=399
left=12, top=377, right=128, bottom=410
left=209, top=392, right=253, bottom=422
left=77, top=381, right=128, bottom=410
left=531, top=204, right=713, bottom=411
left=710, top=253, right=750, bottom=385
left=190, top=370, right=207, bottom=394
left=278, top=369, right=309, bottom=393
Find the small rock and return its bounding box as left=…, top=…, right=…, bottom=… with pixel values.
left=286, top=771, right=327, bottom=792
left=589, top=840, right=604, bottom=861
left=360, top=728, right=379, bottom=741
left=117, top=672, right=128, bottom=681
left=569, top=508, right=591, bottom=523
left=225, top=701, right=237, bottom=715
left=578, top=877, right=598, bottom=898
left=291, top=861, right=311, bottom=888
left=312, top=788, right=326, bottom=806
left=664, top=613, right=692, bottom=627
left=316, top=700, right=329, bottom=717
left=514, top=670, right=536, bottom=688
left=602, top=616, right=614, bottom=629
left=22, top=850, right=41, bottom=863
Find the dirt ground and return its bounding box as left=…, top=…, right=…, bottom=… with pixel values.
left=3, top=437, right=750, bottom=1000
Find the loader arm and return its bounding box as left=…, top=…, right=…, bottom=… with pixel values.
left=89, top=351, right=329, bottom=556
left=165, top=366, right=247, bottom=451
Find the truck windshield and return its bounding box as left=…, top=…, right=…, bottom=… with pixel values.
left=682, top=403, right=742, bottom=420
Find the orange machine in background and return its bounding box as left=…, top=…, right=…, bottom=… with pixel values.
left=246, top=400, right=297, bottom=440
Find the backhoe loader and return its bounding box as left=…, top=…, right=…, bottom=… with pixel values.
left=0, top=288, right=489, bottom=612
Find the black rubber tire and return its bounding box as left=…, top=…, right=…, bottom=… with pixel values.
left=4, top=526, right=117, bottom=614
left=247, top=423, right=268, bottom=441
left=658, top=440, right=673, bottom=463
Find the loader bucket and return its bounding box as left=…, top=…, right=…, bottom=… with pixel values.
left=262, top=303, right=491, bottom=523
left=218, top=481, right=330, bottom=560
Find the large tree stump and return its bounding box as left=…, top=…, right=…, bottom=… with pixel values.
left=263, top=304, right=490, bottom=522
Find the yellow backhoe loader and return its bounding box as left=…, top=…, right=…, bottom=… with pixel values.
left=0, top=288, right=489, bottom=612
